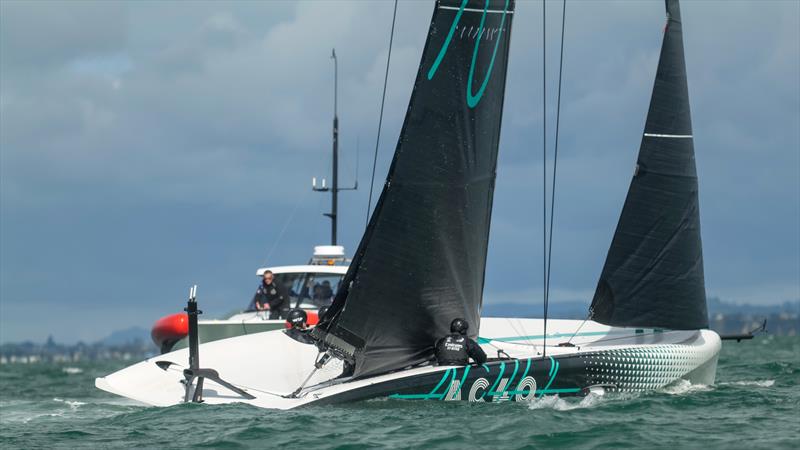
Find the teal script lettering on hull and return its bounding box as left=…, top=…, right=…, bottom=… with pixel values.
left=389, top=356, right=581, bottom=402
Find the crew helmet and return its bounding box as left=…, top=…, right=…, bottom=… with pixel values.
left=450, top=318, right=468, bottom=335
left=287, top=309, right=308, bottom=328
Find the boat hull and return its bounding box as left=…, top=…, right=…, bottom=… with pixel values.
left=312, top=330, right=721, bottom=405
left=168, top=320, right=285, bottom=351
left=96, top=318, right=721, bottom=409
left=164, top=312, right=320, bottom=352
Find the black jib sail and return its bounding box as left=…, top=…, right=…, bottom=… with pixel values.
left=590, top=0, right=708, bottom=330
left=314, top=0, right=515, bottom=378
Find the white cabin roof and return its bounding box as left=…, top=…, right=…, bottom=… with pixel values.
left=256, top=265, right=348, bottom=276
left=256, top=245, right=349, bottom=276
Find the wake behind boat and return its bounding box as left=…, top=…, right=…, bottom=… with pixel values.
left=97, top=0, right=721, bottom=409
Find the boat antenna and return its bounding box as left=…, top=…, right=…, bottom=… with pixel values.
left=366, top=0, right=398, bottom=227
left=313, top=48, right=357, bottom=245
left=543, top=0, right=567, bottom=357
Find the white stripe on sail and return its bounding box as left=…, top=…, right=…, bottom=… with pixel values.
left=643, top=133, right=693, bottom=138
left=438, top=6, right=514, bottom=14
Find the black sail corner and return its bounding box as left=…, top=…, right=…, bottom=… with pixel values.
left=590, top=0, right=708, bottom=330
left=313, top=0, right=515, bottom=378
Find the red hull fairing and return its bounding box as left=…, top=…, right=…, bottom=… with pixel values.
left=151, top=313, right=189, bottom=353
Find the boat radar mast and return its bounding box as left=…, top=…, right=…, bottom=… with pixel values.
left=312, top=48, right=358, bottom=245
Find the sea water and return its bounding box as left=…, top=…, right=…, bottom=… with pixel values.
left=1, top=336, right=798, bottom=449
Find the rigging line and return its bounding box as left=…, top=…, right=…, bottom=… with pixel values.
left=365, top=0, right=398, bottom=227
left=566, top=312, right=590, bottom=345
left=583, top=330, right=680, bottom=346
left=523, top=318, right=541, bottom=354
left=487, top=329, right=680, bottom=349
left=516, top=318, right=538, bottom=354
left=355, top=136, right=359, bottom=186
left=506, top=317, right=537, bottom=355
left=541, top=0, right=548, bottom=358
left=261, top=187, right=310, bottom=267
left=545, top=0, right=567, bottom=354
left=496, top=319, right=538, bottom=355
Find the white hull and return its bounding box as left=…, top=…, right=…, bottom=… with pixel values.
left=168, top=313, right=286, bottom=351
left=96, top=318, right=721, bottom=410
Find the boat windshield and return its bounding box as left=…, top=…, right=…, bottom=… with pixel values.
left=269, top=272, right=343, bottom=310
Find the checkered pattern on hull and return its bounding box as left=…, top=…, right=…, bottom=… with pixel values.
left=583, top=344, right=716, bottom=392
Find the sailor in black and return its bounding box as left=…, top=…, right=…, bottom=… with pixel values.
left=435, top=318, right=487, bottom=366
left=284, top=309, right=315, bottom=345
left=252, top=270, right=290, bottom=319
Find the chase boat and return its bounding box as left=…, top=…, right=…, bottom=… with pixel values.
left=97, top=0, right=721, bottom=409
left=150, top=245, right=348, bottom=353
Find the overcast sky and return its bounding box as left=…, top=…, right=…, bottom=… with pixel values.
left=1, top=0, right=798, bottom=343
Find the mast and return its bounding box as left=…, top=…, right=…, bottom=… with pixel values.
left=313, top=48, right=356, bottom=245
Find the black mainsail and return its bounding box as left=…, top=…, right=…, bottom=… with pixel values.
left=590, top=0, right=708, bottom=330
left=314, top=0, right=514, bottom=378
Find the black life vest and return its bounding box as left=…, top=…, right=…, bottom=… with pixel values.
left=435, top=334, right=468, bottom=365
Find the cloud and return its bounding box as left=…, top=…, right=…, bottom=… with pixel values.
left=1, top=0, right=798, bottom=342
left=0, top=1, right=126, bottom=70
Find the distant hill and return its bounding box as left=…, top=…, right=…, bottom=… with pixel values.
left=482, top=298, right=799, bottom=336
left=482, top=298, right=800, bottom=320
left=1, top=327, right=157, bottom=363
left=706, top=297, right=799, bottom=316
left=98, top=326, right=151, bottom=346
left=482, top=301, right=588, bottom=319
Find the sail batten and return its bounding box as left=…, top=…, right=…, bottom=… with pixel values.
left=314, top=0, right=514, bottom=378
left=590, top=0, right=708, bottom=330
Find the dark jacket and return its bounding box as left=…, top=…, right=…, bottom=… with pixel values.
left=252, top=281, right=290, bottom=319
left=434, top=333, right=487, bottom=366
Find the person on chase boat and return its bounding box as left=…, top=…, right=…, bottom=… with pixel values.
left=251, top=270, right=289, bottom=319
left=435, top=318, right=487, bottom=366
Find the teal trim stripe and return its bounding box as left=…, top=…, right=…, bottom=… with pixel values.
left=506, top=358, right=576, bottom=396
left=478, top=330, right=623, bottom=344
left=389, top=368, right=452, bottom=400
left=519, top=358, right=531, bottom=382
left=437, top=368, right=458, bottom=400
left=532, top=387, right=581, bottom=395
left=388, top=393, right=436, bottom=399
left=500, top=359, right=519, bottom=397
left=388, top=358, right=580, bottom=400
left=537, top=356, right=559, bottom=398
left=458, top=365, right=471, bottom=392
left=505, top=388, right=580, bottom=395
left=427, top=0, right=468, bottom=80
left=487, top=362, right=506, bottom=396
left=428, top=368, right=452, bottom=399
